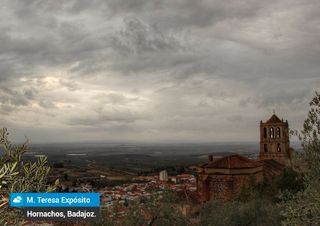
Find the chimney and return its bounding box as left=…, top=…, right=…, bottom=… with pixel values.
left=208, top=155, right=213, bottom=162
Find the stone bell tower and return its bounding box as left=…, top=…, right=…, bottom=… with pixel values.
left=259, top=113, right=291, bottom=165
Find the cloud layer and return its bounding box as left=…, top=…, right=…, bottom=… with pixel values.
left=1, top=0, right=319, bottom=143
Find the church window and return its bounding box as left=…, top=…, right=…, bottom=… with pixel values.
left=270, top=127, right=274, bottom=138
left=263, top=128, right=267, bottom=139
left=276, top=127, right=281, bottom=138
left=277, top=143, right=281, bottom=152
left=264, top=144, right=268, bottom=152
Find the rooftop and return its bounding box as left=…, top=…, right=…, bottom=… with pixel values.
left=259, top=159, right=286, bottom=180
left=266, top=114, right=283, bottom=123
left=204, top=154, right=262, bottom=169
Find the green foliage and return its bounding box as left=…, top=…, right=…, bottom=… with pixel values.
left=281, top=92, right=320, bottom=226
left=105, top=191, right=190, bottom=226
left=200, top=198, right=283, bottom=226
left=120, top=190, right=189, bottom=226
left=0, top=128, right=59, bottom=194
left=301, top=92, right=320, bottom=179
left=281, top=181, right=320, bottom=226
left=275, top=168, right=303, bottom=194
left=0, top=128, right=59, bottom=225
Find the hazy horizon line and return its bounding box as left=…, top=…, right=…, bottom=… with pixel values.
left=28, top=140, right=301, bottom=146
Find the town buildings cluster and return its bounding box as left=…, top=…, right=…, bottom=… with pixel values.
left=98, top=174, right=196, bottom=209
left=55, top=113, right=291, bottom=208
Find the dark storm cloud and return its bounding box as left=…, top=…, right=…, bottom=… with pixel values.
left=0, top=1, right=108, bottom=79
left=69, top=17, right=190, bottom=75
left=105, top=0, right=266, bottom=28
left=111, top=18, right=184, bottom=55
left=0, top=0, right=319, bottom=142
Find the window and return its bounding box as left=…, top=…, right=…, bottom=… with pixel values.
left=276, top=127, right=281, bottom=138
left=264, top=144, right=268, bottom=152
left=277, top=143, right=281, bottom=152
left=270, top=127, right=274, bottom=139
left=263, top=128, right=267, bottom=139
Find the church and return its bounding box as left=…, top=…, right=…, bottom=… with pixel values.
left=195, top=113, right=292, bottom=202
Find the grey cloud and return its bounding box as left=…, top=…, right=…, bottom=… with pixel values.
left=0, top=3, right=107, bottom=79
left=238, top=98, right=251, bottom=108
left=0, top=105, right=16, bottom=113
left=227, top=115, right=244, bottom=123
left=105, top=0, right=161, bottom=14
left=0, top=0, right=319, bottom=142
left=105, top=0, right=267, bottom=28
left=109, top=53, right=197, bottom=76
left=67, top=110, right=149, bottom=126
left=23, top=89, right=36, bottom=99
left=102, top=17, right=195, bottom=76
left=254, top=89, right=310, bottom=110
left=66, top=0, right=108, bottom=14
left=59, top=79, right=79, bottom=91
left=111, top=18, right=185, bottom=55
left=0, top=32, right=49, bottom=56
left=0, top=62, right=18, bottom=82
left=38, top=100, right=56, bottom=109
left=0, top=87, right=31, bottom=107
left=11, top=0, right=87, bottom=18
left=94, top=93, right=139, bottom=105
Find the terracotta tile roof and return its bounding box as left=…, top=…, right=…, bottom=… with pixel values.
left=204, top=154, right=262, bottom=169
left=266, top=114, right=282, bottom=123
left=259, top=159, right=285, bottom=180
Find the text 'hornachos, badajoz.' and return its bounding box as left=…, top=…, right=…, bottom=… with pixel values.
left=10, top=192, right=100, bottom=221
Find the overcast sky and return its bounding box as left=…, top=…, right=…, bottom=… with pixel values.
left=1, top=0, right=319, bottom=143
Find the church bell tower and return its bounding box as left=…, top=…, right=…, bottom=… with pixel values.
left=259, top=113, right=291, bottom=165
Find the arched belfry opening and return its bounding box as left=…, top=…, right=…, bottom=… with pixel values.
left=277, top=143, right=281, bottom=152
left=259, top=113, right=290, bottom=165
left=276, top=127, right=281, bottom=138
left=270, top=127, right=274, bottom=139
left=263, top=128, right=267, bottom=139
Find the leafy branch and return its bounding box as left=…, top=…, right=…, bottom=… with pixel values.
left=0, top=128, right=59, bottom=224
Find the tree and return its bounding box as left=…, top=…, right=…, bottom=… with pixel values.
left=200, top=198, right=283, bottom=226
left=0, top=128, right=59, bottom=225
left=281, top=92, right=320, bottom=225
left=121, top=190, right=189, bottom=226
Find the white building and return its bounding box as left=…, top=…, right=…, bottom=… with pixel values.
left=159, top=170, right=168, bottom=182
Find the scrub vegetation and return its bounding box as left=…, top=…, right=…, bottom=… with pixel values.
left=0, top=128, right=59, bottom=225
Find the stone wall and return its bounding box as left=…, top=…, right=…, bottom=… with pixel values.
left=197, top=171, right=263, bottom=202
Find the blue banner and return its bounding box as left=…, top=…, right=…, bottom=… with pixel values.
left=10, top=193, right=100, bottom=207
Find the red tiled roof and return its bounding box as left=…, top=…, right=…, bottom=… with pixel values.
left=259, top=159, right=285, bottom=180
left=204, top=154, right=262, bottom=169
left=266, top=114, right=282, bottom=123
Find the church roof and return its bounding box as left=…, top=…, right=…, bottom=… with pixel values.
left=266, top=114, right=282, bottom=123
left=259, top=159, right=286, bottom=180
left=204, top=154, right=262, bottom=169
